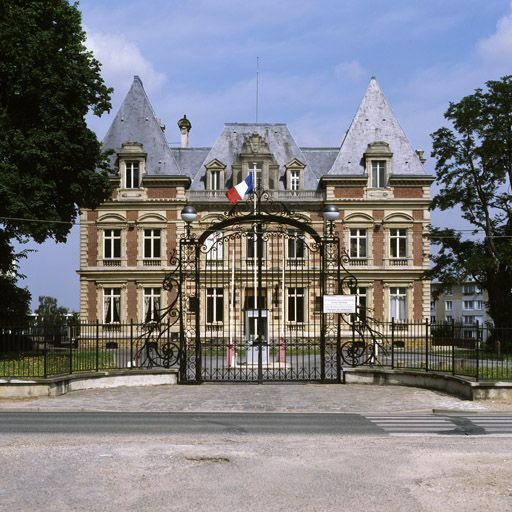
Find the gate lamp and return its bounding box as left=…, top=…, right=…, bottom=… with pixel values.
left=322, top=204, right=339, bottom=236
left=181, top=205, right=197, bottom=237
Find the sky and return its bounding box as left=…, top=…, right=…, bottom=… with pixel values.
left=16, top=0, right=512, bottom=311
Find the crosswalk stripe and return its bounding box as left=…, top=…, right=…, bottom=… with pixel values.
left=363, top=414, right=512, bottom=435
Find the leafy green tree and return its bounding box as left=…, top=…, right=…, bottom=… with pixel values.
left=35, top=296, right=69, bottom=341
left=35, top=296, right=69, bottom=324
left=0, top=0, right=113, bottom=310
left=0, top=274, right=31, bottom=325
left=429, top=76, right=512, bottom=336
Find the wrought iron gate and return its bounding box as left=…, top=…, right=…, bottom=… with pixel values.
left=134, top=192, right=388, bottom=382
left=174, top=194, right=346, bottom=383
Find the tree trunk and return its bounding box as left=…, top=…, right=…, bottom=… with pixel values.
left=486, top=266, right=512, bottom=351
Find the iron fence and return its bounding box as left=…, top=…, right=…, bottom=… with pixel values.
left=0, top=319, right=511, bottom=381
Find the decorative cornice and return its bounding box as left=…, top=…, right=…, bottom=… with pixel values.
left=142, top=175, right=191, bottom=188
left=388, top=175, right=435, bottom=186
left=319, top=175, right=368, bottom=187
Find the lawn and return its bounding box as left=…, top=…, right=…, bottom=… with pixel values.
left=0, top=350, right=115, bottom=378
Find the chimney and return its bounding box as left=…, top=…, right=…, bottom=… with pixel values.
left=177, top=115, right=192, bottom=148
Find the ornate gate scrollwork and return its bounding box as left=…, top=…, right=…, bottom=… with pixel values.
left=135, top=185, right=386, bottom=382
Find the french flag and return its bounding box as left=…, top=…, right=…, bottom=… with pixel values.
left=226, top=173, right=254, bottom=204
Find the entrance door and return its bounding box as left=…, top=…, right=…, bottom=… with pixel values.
left=245, top=309, right=268, bottom=364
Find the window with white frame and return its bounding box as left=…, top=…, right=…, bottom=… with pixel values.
left=350, top=287, right=367, bottom=321
left=205, top=231, right=224, bottom=262
left=445, top=315, right=453, bottom=322
left=349, top=229, right=367, bottom=259
left=288, top=230, right=305, bottom=259
left=125, top=161, right=140, bottom=189
left=104, top=229, right=121, bottom=260
left=371, top=160, right=386, bottom=188
left=463, top=315, right=475, bottom=325
left=210, top=170, right=221, bottom=190
left=390, top=228, right=407, bottom=258
left=287, top=287, right=304, bottom=323
left=463, top=300, right=474, bottom=311
left=290, top=170, right=300, bottom=191
left=143, top=229, right=161, bottom=260
left=476, top=300, right=484, bottom=310
left=389, top=287, right=407, bottom=321
left=463, top=284, right=476, bottom=295
left=104, top=288, right=121, bottom=324
left=206, top=288, right=224, bottom=323
left=143, top=287, right=161, bottom=322
left=445, top=300, right=453, bottom=311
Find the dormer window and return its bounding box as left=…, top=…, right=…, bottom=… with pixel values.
left=125, top=161, right=140, bottom=189
left=290, top=170, right=300, bottom=191
left=285, top=159, right=305, bottom=192
left=205, top=159, right=226, bottom=192
left=371, top=160, right=386, bottom=188
left=118, top=142, right=146, bottom=190
left=211, top=170, right=221, bottom=190
left=364, top=141, right=392, bottom=189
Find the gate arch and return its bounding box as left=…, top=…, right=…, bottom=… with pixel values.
left=134, top=193, right=386, bottom=383
left=176, top=193, right=346, bottom=383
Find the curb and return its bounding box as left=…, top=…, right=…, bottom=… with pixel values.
left=342, top=367, right=512, bottom=400
left=0, top=369, right=178, bottom=398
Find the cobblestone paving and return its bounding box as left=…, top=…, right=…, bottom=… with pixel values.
left=1, top=383, right=507, bottom=413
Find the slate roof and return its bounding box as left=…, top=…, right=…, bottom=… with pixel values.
left=189, top=123, right=319, bottom=190
left=102, top=76, right=180, bottom=176
left=103, top=76, right=426, bottom=187
left=301, top=148, right=339, bottom=177
left=171, top=147, right=210, bottom=180
left=327, top=77, right=425, bottom=176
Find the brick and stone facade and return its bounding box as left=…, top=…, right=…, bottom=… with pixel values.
left=79, top=76, right=434, bottom=324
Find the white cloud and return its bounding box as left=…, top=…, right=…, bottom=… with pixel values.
left=477, top=1, right=512, bottom=72
left=85, top=30, right=166, bottom=95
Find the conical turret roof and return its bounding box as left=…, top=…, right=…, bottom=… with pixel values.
left=102, top=76, right=180, bottom=175
left=328, top=77, right=425, bottom=175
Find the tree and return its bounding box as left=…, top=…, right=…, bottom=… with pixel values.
left=35, top=296, right=69, bottom=324
left=34, top=296, right=69, bottom=342
left=0, top=1, right=113, bottom=311
left=429, top=76, right=512, bottom=337
left=0, top=274, right=30, bottom=325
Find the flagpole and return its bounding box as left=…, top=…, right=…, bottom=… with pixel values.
left=228, top=246, right=235, bottom=368
left=252, top=163, right=257, bottom=346
left=280, top=239, right=285, bottom=362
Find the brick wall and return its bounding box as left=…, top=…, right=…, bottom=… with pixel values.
left=126, top=281, right=137, bottom=321
left=373, top=280, right=384, bottom=320
left=373, top=210, right=384, bottom=265
left=413, top=281, right=423, bottom=321
left=334, top=187, right=364, bottom=198
left=393, top=187, right=423, bottom=198
left=412, top=209, right=424, bottom=266
left=126, top=210, right=138, bottom=265
left=147, top=187, right=177, bottom=199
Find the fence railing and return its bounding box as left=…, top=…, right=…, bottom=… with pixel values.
left=0, top=319, right=511, bottom=381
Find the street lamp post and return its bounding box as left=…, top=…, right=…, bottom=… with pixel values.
left=180, top=205, right=197, bottom=238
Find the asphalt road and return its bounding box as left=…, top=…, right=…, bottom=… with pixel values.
left=2, top=411, right=512, bottom=435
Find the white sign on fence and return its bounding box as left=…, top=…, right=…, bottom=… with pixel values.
left=323, top=295, right=356, bottom=314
